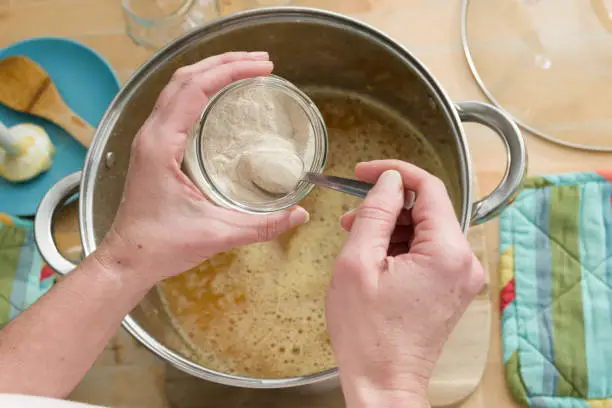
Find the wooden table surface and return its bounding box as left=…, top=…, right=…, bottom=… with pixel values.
left=2, top=0, right=611, bottom=407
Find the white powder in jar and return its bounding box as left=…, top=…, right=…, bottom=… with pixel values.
left=202, top=85, right=315, bottom=204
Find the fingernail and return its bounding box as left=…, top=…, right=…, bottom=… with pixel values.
left=404, top=190, right=416, bottom=210
left=257, top=60, right=274, bottom=68
left=290, top=207, right=309, bottom=227
left=378, top=170, right=402, bottom=188
left=341, top=208, right=355, bottom=220
left=248, top=51, right=269, bottom=60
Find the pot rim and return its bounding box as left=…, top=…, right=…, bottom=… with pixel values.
left=79, top=6, right=472, bottom=388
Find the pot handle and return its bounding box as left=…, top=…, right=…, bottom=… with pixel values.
left=34, top=171, right=81, bottom=276
left=455, top=101, right=527, bottom=225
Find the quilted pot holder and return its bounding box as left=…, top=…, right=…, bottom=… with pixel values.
left=0, top=213, right=55, bottom=327
left=499, top=172, right=612, bottom=408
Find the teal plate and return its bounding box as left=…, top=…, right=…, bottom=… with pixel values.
left=0, top=37, right=121, bottom=216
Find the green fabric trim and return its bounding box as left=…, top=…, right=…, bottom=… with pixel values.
left=0, top=224, right=25, bottom=322
left=554, top=344, right=585, bottom=397
left=506, top=350, right=530, bottom=406
left=523, top=177, right=553, bottom=190
left=549, top=185, right=588, bottom=397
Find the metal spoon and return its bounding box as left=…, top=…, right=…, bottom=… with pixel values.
left=303, top=172, right=416, bottom=209
left=303, top=172, right=374, bottom=198
left=253, top=171, right=416, bottom=209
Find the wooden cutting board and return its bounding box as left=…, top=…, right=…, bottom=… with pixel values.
left=429, top=219, right=491, bottom=406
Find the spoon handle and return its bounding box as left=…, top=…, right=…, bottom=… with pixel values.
left=46, top=108, right=94, bottom=147
left=304, top=172, right=374, bottom=198
left=0, top=121, right=22, bottom=156
left=304, top=172, right=416, bottom=209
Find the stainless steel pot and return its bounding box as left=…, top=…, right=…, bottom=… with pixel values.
left=34, top=7, right=526, bottom=391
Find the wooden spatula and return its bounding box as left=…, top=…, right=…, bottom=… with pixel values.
left=0, top=56, right=94, bottom=147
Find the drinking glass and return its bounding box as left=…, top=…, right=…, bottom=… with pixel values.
left=216, top=0, right=294, bottom=15
left=122, top=0, right=219, bottom=50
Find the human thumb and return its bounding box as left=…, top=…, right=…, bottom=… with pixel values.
left=344, top=170, right=405, bottom=257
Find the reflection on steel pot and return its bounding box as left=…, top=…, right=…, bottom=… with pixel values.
left=34, top=7, right=526, bottom=392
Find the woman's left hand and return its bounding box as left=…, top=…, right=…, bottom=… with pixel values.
left=95, top=52, right=309, bottom=287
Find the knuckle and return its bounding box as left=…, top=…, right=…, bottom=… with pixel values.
left=220, top=51, right=245, bottom=62
left=334, top=252, right=362, bottom=275
left=334, top=251, right=378, bottom=296
left=153, top=89, right=171, bottom=112
left=130, top=124, right=161, bottom=164
left=468, top=266, right=486, bottom=295
left=178, top=75, right=194, bottom=91
left=457, top=251, right=485, bottom=296
left=131, top=129, right=149, bottom=156
left=429, top=175, right=448, bottom=194
left=256, top=217, right=283, bottom=242
left=446, top=244, right=474, bottom=274
left=172, top=66, right=192, bottom=82
left=456, top=248, right=474, bottom=271
left=151, top=98, right=163, bottom=115
left=357, top=203, right=395, bottom=224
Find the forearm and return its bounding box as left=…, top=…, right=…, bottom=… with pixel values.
left=0, top=242, right=150, bottom=398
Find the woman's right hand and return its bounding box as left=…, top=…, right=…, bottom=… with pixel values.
left=326, top=160, right=485, bottom=408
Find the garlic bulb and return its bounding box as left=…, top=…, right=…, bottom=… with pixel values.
left=0, top=123, right=55, bottom=182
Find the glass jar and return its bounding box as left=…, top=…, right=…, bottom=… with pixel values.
left=122, top=0, right=219, bottom=50
left=183, top=75, right=328, bottom=214
left=217, top=0, right=295, bottom=15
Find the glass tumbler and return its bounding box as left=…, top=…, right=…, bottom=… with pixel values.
left=122, top=0, right=219, bottom=50
left=183, top=75, right=328, bottom=214
left=216, top=0, right=294, bottom=15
